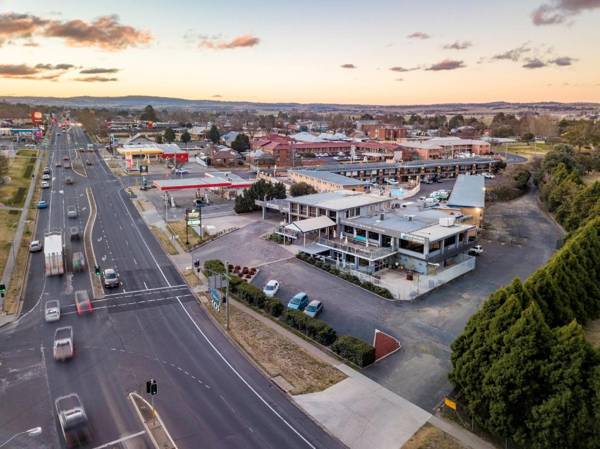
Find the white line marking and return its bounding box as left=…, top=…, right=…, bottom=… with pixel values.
left=90, top=430, right=146, bottom=449
left=103, top=284, right=187, bottom=298
left=175, top=297, right=317, bottom=449
left=143, top=281, right=148, bottom=290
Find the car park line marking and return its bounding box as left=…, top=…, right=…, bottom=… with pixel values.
left=176, top=296, right=317, bottom=449
left=90, top=430, right=146, bottom=449
left=143, top=281, right=148, bottom=290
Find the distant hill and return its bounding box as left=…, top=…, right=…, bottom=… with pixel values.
left=0, top=95, right=598, bottom=115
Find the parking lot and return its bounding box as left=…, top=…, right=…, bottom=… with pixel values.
left=193, top=187, right=561, bottom=410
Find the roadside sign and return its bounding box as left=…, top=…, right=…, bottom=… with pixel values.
left=209, top=287, right=221, bottom=311
left=139, top=164, right=148, bottom=174
left=186, top=208, right=200, bottom=226
left=444, top=398, right=457, bottom=411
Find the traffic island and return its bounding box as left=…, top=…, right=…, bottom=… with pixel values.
left=129, top=392, right=177, bottom=449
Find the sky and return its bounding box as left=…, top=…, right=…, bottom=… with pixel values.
left=0, top=0, right=599, bottom=105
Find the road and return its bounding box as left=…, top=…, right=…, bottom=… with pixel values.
left=0, top=126, right=346, bottom=449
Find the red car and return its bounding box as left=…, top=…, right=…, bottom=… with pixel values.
left=74, top=290, right=93, bottom=315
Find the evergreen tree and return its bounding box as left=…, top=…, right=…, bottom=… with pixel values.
left=140, top=105, right=158, bottom=122
left=208, top=125, right=220, bottom=144
left=180, top=130, right=191, bottom=144
left=163, top=127, right=175, bottom=143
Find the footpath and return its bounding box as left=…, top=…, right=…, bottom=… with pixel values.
left=136, top=191, right=497, bottom=449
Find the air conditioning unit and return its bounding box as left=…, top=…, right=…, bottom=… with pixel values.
left=439, top=216, right=456, bottom=227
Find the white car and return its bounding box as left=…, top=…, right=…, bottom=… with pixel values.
left=304, top=300, right=323, bottom=318
left=44, top=300, right=61, bottom=322
left=483, top=172, right=495, bottom=179
left=263, top=280, right=280, bottom=298
left=41, top=181, right=50, bottom=189
left=468, top=245, right=484, bottom=256
left=42, top=173, right=51, bottom=181
left=29, top=240, right=43, bottom=252
left=174, top=168, right=189, bottom=175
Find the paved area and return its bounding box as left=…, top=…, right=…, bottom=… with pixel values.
left=193, top=189, right=562, bottom=411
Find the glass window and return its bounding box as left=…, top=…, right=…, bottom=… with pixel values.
left=400, top=239, right=424, bottom=253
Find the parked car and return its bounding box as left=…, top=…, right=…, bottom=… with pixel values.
left=44, top=299, right=61, bottom=322
left=67, top=206, right=78, bottom=218
left=43, top=167, right=51, bottom=175
left=65, top=177, right=73, bottom=185
left=37, top=200, right=48, bottom=209
left=85, top=160, right=93, bottom=166
left=102, top=268, right=120, bottom=288
left=63, top=162, right=71, bottom=169
left=41, top=181, right=50, bottom=189
left=482, top=172, right=495, bottom=179
left=42, top=173, right=51, bottom=181
left=69, top=226, right=80, bottom=240
left=385, top=178, right=399, bottom=185
left=468, top=245, right=484, bottom=256
left=263, top=280, right=280, bottom=298
left=287, top=292, right=309, bottom=311
left=29, top=240, right=43, bottom=252
left=63, top=155, right=70, bottom=161
left=174, top=168, right=189, bottom=175
left=303, top=300, right=323, bottom=318
left=55, top=162, right=62, bottom=168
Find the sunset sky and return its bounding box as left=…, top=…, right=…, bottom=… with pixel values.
left=0, top=0, right=599, bottom=105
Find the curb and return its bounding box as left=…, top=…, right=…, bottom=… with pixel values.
left=128, top=392, right=177, bottom=449
left=84, top=187, right=103, bottom=299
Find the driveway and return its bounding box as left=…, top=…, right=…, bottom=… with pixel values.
left=194, top=190, right=562, bottom=411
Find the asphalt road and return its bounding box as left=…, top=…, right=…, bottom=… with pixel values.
left=0, top=127, right=346, bottom=449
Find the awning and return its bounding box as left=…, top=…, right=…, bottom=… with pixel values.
left=285, top=216, right=335, bottom=234
left=300, top=243, right=330, bottom=255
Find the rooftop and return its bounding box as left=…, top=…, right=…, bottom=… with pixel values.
left=292, top=170, right=367, bottom=186
left=290, top=190, right=390, bottom=210
left=447, top=174, right=486, bottom=208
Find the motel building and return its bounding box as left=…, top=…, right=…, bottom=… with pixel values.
left=116, top=143, right=189, bottom=170
left=275, top=190, right=477, bottom=277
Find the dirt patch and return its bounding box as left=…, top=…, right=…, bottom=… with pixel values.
left=401, top=423, right=469, bottom=449
left=149, top=225, right=179, bottom=255
left=206, top=300, right=346, bottom=395
left=584, top=319, right=600, bottom=348
left=182, top=269, right=201, bottom=288
left=0, top=210, right=20, bottom=274
left=167, top=220, right=206, bottom=251
left=582, top=171, right=600, bottom=186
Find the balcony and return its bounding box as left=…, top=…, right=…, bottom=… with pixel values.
left=317, top=237, right=396, bottom=260
left=426, top=241, right=476, bottom=263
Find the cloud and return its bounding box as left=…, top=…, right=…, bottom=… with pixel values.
left=74, top=76, right=118, bottom=82
left=492, top=44, right=531, bottom=61
left=340, top=63, right=357, bottom=69
left=0, top=13, right=152, bottom=50
left=35, top=63, right=75, bottom=70
left=0, top=63, right=74, bottom=80
left=79, top=67, right=119, bottom=74
left=549, top=56, right=577, bottom=65
left=425, top=59, right=465, bottom=71
left=406, top=31, right=431, bottom=39
left=407, top=31, right=430, bottom=39
left=42, top=15, right=152, bottom=50
left=395, top=78, right=403, bottom=82
left=522, top=58, right=547, bottom=69
left=212, top=94, right=222, bottom=98
left=199, top=34, right=260, bottom=50
left=389, top=66, right=419, bottom=72
left=532, top=0, right=600, bottom=25
left=0, top=64, right=40, bottom=76
left=443, top=41, right=472, bottom=50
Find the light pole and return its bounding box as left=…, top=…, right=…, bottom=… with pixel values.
left=0, top=427, right=42, bottom=448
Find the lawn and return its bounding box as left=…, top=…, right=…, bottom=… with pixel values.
left=401, top=423, right=470, bottom=449
left=0, top=149, right=38, bottom=208
left=167, top=220, right=207, bottom=250
left=0, top=210, right=20, bottom=275
left=207, top=298, right=346, bottom=395
left=504, top=143, right=553, bottom=160
left=149, top=225, right=179, bottom=255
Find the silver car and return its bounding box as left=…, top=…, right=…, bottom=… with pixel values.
left=45, top=300, right=61, bottom=322
left=303, top=300, right=323, bottom=318
left=67, top=206, right=78, bottom=218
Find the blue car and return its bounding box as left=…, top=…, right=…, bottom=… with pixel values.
left=287, top=292, right=309, bottom=311
left=37, top=200, right=48, bottom=209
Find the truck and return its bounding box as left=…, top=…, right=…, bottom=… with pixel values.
left=44, top=232, right=64, bottom=276
left=55, top=393, right=90, bottom=448
left=53, top=326, right=74, bottom=361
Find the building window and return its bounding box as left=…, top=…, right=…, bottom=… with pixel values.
left=444, top=235, right=456, bottom=247
left=382, top=234, right=392, bottom=248
left=368, top=231, right=379, bottom=241
left=400, top=239, right=424, bottom=254
left=430, top=240, right=441, bottom=251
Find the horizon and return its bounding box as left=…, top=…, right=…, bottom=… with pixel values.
left=0, top=0, right=599, bottom=104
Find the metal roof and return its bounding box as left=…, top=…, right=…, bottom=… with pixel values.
left=285, top=216, right=336, bottom=233
left=289, top=190, right=390, bottom=210
left=292, top=170, right=367, bottom=186
left=447, top=174, right=486, bottom=208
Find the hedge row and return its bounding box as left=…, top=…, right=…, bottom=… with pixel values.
left=284, top=310, right=337, bottom=346
left=296, top=253, right=394, bottom=299
left=204, top=260, right=377, bottom=367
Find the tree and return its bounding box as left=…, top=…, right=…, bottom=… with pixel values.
left=140, top=105, right=158, bottom=122
left=180, top=130, right=191, bottom=144
left=234, top=179, right=286, bottom=213
left=155, top=134, right=163, bottom=144
left=163, top=128, right=175, bottom=143
left=522, top=132, right=535, bottom=144
left=231, top=133, right=250, bottom=152
left=290, top=182, right=317, bottom=197
left=208, top=125, right=220, bottom=144
left=448, top=114, right=465, bottom=130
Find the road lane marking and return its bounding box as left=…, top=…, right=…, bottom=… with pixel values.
left=89, top=430, right=146, bottom=449
left=103, top=284, right=187, bottom=298
left=143, top=281, right=148, bottom=289
left=176, top=296, right=317, bottom=449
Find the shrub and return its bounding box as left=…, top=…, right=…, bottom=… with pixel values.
left=265, top=299, right=284, bottom=317
left=285, top=310, right=337, bottom=346
left=227, top=275, right=243, bottom=294
left=331, top=335, right=376, bottom=367
left=236, top=282, right=266, bottom=308
left=204, top=259, right=225, bottom=275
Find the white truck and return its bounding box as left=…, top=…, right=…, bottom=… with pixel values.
left=44, top=231, right=65, bottom=276
left=55, top=393, right=89, bottom=448
left=53, top=326, right=74, bottom=361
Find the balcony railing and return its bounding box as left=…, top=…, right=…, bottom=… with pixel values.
left=317, top=237, right=396, bottom=260
left=426, top=241, right=476, bottom=263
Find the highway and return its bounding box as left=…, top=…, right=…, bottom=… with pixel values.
left=0, top=126, right=346, bottom=449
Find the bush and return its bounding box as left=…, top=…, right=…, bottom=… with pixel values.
left=285, top=310, right=337, bottom=346
left=204, top=259, right=225, bottom=275
left=331, top=335, right=376, bottom=367
left=265, top=299, right=284, bottom=317
left=236, top=282, right=266, bottom=308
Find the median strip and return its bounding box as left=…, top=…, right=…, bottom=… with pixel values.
left=129, top=392, right=177, bottom=449
left=84, top=187, right=103, bottom=299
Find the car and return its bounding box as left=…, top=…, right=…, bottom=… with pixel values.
left=386, top=178, right=399, bottom=185
left=43, top=167, right=51, bottom=175
left=102, top=268, right=120, bottom=288
left=63, top=162, right=71, bottom=169
left=85, top=160, right=93, bottom=166
left=263, top=280, right=280, bottom=298
left=65, top=177, right=73, bottom=185
left=332, top=156, right=340, bottom=161
left=287, top=292, right=309, bottom=311
left=41, top=181, right=50, bottom=189
left=29, top=240, right=43, bottom=252
left=483, top=172, right=495, bottom=179
left=304, top=300, right=323, bottom=318
left=63, top=155, right=70, bottom=161
left=67, top=205, right=78, bottom=218
left=55, top=162, right=62, bottom=168
left=174, top=168, right=189, bottom=175
left=468, top=245, right=484, bottom=256
left=44, top=299, right=61, bottom=322
left=42, top=173, right=51, bottom=181
left=37, top=200, right=48, bottom=209
left=74, top=290, right=93, bottom=315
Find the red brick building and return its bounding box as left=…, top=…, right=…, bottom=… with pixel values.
left=361, top=125, right=407, bottom=140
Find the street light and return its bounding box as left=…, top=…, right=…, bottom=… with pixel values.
left=0, top=427, right=43, bottom=448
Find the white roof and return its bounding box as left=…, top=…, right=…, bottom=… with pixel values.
left=411, top=223, right=474, bottom=241
left=285, top=216, right=336, bottom=234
